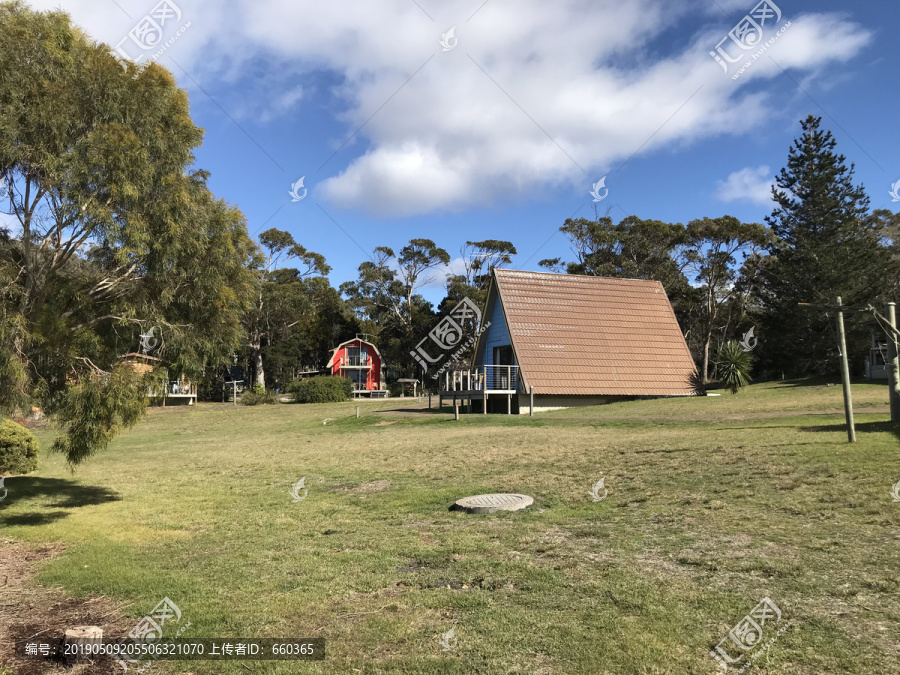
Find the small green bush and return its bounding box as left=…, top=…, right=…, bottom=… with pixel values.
left=239, top=388, right=279, bottom=406
left=388, top=382, right=403, bottom=398
left=0, top=418, right=39, bottom=474
left=288, top=376, right=353, bottom=404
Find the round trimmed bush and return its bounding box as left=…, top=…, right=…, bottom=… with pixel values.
left=0, top=418, right=39, bottom=474
left=288, top=376, right=353, bottom=404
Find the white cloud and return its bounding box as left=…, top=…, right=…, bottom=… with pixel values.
left=28, top=0, right=872, bottom=217
left=435, top=256, right=469, bottom=284
left=715, top=165, right=774, bottom=205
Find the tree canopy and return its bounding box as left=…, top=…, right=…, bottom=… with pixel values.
left=243, top=228, right=331, bottom=389
left=0, top=2, right=257, bottom=463
left=755, top=115, right=896, bottom=376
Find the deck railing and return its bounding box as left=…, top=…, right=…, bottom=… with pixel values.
left=153, top=380, right=194, bottom=396
left=341, top=355, right=370, bottom=367
left=442, top=365, right=518, bottom=392
left=483, top=364, right=518, bottom=391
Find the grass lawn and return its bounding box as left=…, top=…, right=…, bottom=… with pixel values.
left=2, top=379, right=900, bottom=674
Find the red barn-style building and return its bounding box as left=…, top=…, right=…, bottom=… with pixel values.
left=326, top=337, right=384, bottom=394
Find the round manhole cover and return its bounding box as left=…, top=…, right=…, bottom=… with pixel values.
left=450, top=493, right=534, bottom=514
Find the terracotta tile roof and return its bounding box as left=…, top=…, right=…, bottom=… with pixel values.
left=492, top=269, right=697, bottom=396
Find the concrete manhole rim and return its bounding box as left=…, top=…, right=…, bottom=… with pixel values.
left=450, top=493, right=534, bottom=514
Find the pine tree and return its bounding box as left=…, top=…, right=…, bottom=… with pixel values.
left=757, top=115, right=891, bottom=376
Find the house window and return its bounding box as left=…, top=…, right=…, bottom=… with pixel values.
left=347, top=346, right=360, bottom=366
left=493, top=345, right=514, bottom=365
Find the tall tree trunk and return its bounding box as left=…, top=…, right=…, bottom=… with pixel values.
left=702, top=285, right=717, bottom=382
left=702, top=337, right=711, bottom=383
left=252, top=345, right=265, bottom=389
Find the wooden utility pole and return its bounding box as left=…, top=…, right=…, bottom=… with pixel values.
left=887, top=303, right=900, bottom=423
left=836, top=297, right=856, bottom=443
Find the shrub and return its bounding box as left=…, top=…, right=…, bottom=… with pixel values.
left=387, top=382, right=403, bottom=398
left=716, top=340, right=753, bottom=395
left=239, top=387, right=279, bottom=406
left=0, top=418, right=39, bottom=474
left=288, top=376, right=352, bottom=404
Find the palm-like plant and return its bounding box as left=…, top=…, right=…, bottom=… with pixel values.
left=716, top=340, right=753, bottom=394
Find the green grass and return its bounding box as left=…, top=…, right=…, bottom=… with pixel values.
left=3, top=380, right=900, bottom=674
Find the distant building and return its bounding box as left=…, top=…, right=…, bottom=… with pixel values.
left=864, top=331, right=889, bottom=380
left=120, top=352, right=161, bottom=376
left=462, top=269, right=698, bottom=413
left=120, top=352, right=196, bottom=406
left=326, top=337, right=385, bottom=396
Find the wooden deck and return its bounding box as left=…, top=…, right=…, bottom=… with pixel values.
left=151, top=393, right=197, bottom=406
left=353, top=389, right=388, bottom=398
left=436, top=366, right=530, bottom=415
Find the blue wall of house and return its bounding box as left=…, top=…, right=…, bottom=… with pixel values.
left=480, top=298, right=513, bottom=367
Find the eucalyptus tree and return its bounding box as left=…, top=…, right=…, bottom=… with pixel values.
left=682, top=216, right=769, bottom=382
left=541, top=216, right=687, bottom=287
left=244, top=228, right=330, bottom=389
left=441, top=239, right=516, bottom=313
left=0, top=3, right=257, bottom=464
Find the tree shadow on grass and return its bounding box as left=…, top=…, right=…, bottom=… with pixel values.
left=1, top=511, right=71, bottom=526
left=768, top=377, right=834, bottom=388
left=0, top=476, right=121, bottom=527
left=770, top=377, right=878, bottom=389
left=799, top=420, right=900, bottom=442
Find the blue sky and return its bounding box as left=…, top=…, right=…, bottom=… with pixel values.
left=29, top=0, right=900, bottom=305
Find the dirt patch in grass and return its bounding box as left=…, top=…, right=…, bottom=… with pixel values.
left=397, top=558, right=431, bottom=573
left=341, top=479, right=392, bottom=494
left=399, top=520, right=434, bottom=529
left=0, top=539, right=133, bottom=675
